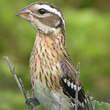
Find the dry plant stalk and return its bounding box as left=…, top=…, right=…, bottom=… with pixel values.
left=75, top=62, right=80, bottom=110
left=3, top=56, right=35, bottom=110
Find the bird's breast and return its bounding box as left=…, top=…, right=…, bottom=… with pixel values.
left=29, top=35, right=63, bottom=90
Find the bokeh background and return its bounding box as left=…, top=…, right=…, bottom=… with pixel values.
left=0, top=0, right=110, bottom=110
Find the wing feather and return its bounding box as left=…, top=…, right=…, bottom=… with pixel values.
left=60, top=59, right=92, bottom=110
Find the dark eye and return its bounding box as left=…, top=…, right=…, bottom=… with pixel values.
left=38, top=8, right=47, bottom=14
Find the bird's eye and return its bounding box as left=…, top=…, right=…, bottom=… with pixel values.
left=38, top=8, right=47, bottom=14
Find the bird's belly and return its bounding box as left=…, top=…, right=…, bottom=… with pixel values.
left=33, top=80, right=60, bottom=110
left=33, top=80, right=71, bottom=110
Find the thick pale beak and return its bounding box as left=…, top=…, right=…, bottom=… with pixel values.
left=16, top=7, right=33, bottom=21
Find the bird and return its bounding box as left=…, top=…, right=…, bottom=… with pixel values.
left=17, top=2, right=92, bottom=110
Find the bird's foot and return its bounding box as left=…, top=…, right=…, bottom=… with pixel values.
left=26, top=97, right=40, bottom=109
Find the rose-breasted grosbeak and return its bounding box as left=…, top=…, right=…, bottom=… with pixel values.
left=17, top=2, right=92, bottom=110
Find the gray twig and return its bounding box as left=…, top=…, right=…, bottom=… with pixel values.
left=3, top=56, right=33, bottom=110
left=75, top=62, right=80, bottom=110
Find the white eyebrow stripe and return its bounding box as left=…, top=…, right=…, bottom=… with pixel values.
left=35, top=4, right=65, bottom=26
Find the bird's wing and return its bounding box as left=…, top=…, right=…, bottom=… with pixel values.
left=59, top=59, right=92, bottom=110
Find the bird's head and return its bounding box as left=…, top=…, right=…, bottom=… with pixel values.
left=17, top=2, right=65, bottom=34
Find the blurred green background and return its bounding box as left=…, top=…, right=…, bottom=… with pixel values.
left=0, top=0, right=110, bottom=110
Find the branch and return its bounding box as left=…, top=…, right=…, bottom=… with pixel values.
left=75, top=62, right=80, bottom=110
left=3, top=56, right=34, bottom=110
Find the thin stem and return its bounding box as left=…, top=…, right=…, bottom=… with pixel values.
left=3, top=56, right=33, bottom=110
left=75, top=62, right=80, bottom=110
